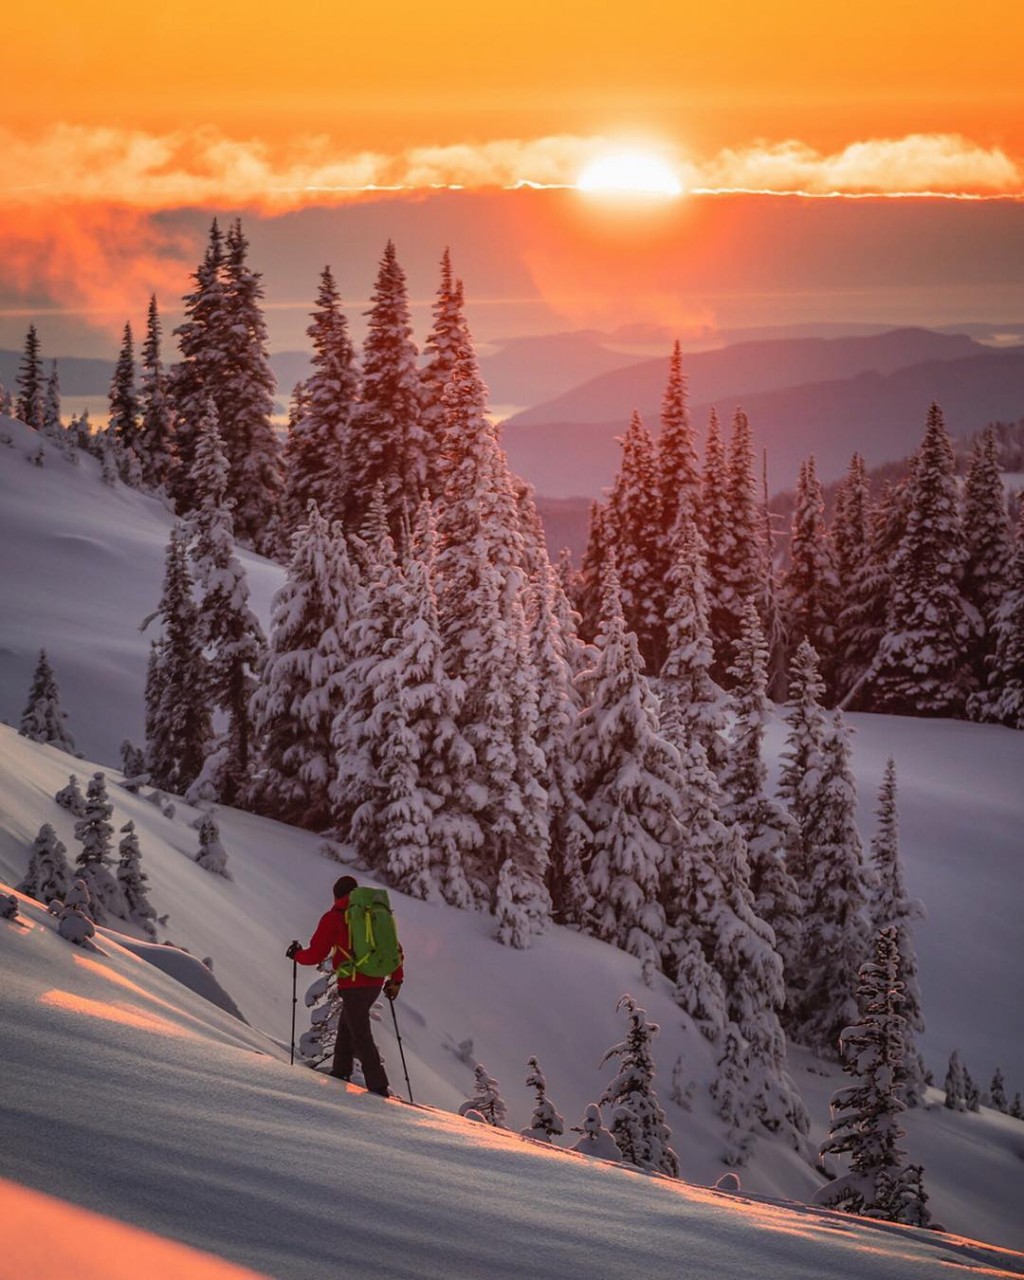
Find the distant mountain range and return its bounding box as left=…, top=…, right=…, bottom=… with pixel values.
left=503, top=330, right=1024, bottom=499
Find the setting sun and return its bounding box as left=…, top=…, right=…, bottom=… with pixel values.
left=577, top=151, right=684, bottom=197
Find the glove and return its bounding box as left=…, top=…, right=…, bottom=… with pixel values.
left=384, top=979, right=402, bottom=1001
left=286, top=940, right=301, bottom=960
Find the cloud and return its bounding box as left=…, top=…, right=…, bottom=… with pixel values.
left=1, top=125, right=1020, bottom=210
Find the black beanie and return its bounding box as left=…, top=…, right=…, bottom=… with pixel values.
left=333, top=875, right=358, bottom=900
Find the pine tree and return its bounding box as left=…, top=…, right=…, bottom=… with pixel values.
left=656, top=340, right=700, bottom=543
left=606, top=410, right=663, bottom=667
left=219, top=218, right=283, bottom=555
left=186, top=406, right=265, bottom=806
left=720, top=600, right=802, bottom=980
left=874, top=405, right=979, bottom=716
left=572, top=563, right=679, bottom=965
left=717, top=408, right=767, bottom=680
left=19, top=649, right=77, bottom=752
left=961, top=427, right=1011, bottom=679
left=833, top=454, right=875, bottom=700
left=577, top=499, right=610, bottom=643
left=0, top=376, right=13, bottom=416
left=73, top=772, right=127, bottom=925
left=964, top=1067, right=981, bottom=1113
left=710, top=1022, right=756, bottom=1166
left=195, top=811, right=231, bottom=878
left=137, top=295, right=177, bottom=491
left=869, top=758, right=927, bottom=1103
left=777, top=638, right=829, bottom=883
left=250, top=505, right=361, bottom=828
left=459, top=1065, right=507, bottom=1126
left=108, top=322, right=140, bottom=459
left=282, top=267, right=358, bottom=534
left=42, top=361, right=63, bottom=441
left=699, top=408, right=733, bottom=681
left=570, top=1103, right=621, bottom=1160
left=783, top=456, right=839, bottom=693
left=943, top=1050, right=967, bottom=1111
left=17, top=823, right=73, bottom=904
left=116, top=821, right=157, bottom=938
left=55, top=774, right=86, bottom=816
left=420, top=248, right=466, bottom=499
left=600, top=994, right=678, bottom=1175
left=969, top=503, right=1024, bottom=729
left=16, top=323, right=45, bottom=429
left=521, top=1056, right=565, bottom=1142
left=144, top=523, right=212, bottom=795
left=990, top=1068, right=1008, bottom=1113
left=343, top=240, right=423, bottom=545
left=815, top=928, right=931, bottom=1224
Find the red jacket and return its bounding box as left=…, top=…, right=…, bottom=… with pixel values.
left=294, top=895, right=405, bottom=989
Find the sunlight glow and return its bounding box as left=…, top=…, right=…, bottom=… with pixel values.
left=577, top=152, right=683, bottom=197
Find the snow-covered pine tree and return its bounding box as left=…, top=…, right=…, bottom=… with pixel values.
left=832, top=454, right=874, bottom=700
left=420, top=248, right=466, bottom=499
left=710, top=1021, right=756, bottom=1166
left=195, top=811, right=231, bottom=878
left=869, top=758, right=927, bottom=1103
left=185, top=405, right=265, bottom=806
left=943, top=1050, right=967, bottom=1111
left=716, top=408, right=767, bottom=682
left=782, top=455, right=839, bottom=695
left=144, top=523, right=212, bottom=795
left=576, top=499, right=610, bottom=643
left=657, top=514, right=726, bottom=773
left=459, top=1065, right=508, bottom=1126
left=42, top=361, right=63, bottom=442
left=137, top=295, right=177, bottom=491
left=19, top=649, right=77, bottom=752
left=116, top=821, right=157, bottom=937
left=282, top=267, right=358, bottom=534
left=108, top=322, right=140, bottom=462
left=528, top=558, right=592, bottom=928
left=73, top=772, right=127, bottom=925
left=873, top=404, right=979, bottom=716
left=699, top=408, right=734, bottom=682
left=815, top=928, right=931, bottom=1224
left=55, top=774, right=86, bottom=816
left=607, top=410, right=663, bottom=668
left=969, top=502, right=1024, bottom=729
left=720, top=599, right=802, bottom=980
left=571, top=561, right=678, bottom=965
left=521, top=1056, right=565, bottom=1142
left=171, top=219, right=228, bottom=506
left=790, top=710, right=872, bottom=1056
left=656, top=340, right=700, bottom=548
left=961, top=427, right=1011, bottom=683
left=16, top=323, right=45, bottom=429
left=342, top=240, right=423, bottom=547
left=219, top=218, right=283, bottom=555
left=17, top=823, right=73, bottom=904
left=777, top=637, right=829, bottom=890
left=571, top=1103, right=621, bottom=1160
left=0, top=375, right=13, bottom=416
left=600, top=994, right=678, bottom=1175
left=990, top=1068, right=1008, bottom=1113
left=250, top=504, right=361, bottom=829
left=964, top=1067, right=981, bottom=1113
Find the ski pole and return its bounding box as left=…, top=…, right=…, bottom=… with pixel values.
left=290, top=956, right=298, bottom=1066
left=388, top=995, right=414, bottom=1104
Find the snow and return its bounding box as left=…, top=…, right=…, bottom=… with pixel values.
left=2, top=409, right=1024, bottom=1275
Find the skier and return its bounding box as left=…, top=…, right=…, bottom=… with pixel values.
left=287, top=875, right=403, bottom=1096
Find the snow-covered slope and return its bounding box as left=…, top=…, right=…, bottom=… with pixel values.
left=4, top=881, right=1024, bottom=1280
left=3, top=411, right=1024, bottom=1269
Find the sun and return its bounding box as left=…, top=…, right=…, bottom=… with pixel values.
left=577, top=151, right=683, bottom=198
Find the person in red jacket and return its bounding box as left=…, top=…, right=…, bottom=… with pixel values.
left=287, top=875, right=403, bottom=1096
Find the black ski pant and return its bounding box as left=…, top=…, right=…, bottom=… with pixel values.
left=332, top=984, right=389, bottom=1094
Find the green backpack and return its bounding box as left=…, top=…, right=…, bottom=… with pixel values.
left=335, top=886, right=402, bottom=981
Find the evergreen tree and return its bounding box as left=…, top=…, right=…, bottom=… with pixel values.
left=815, top=928, right=931, bottom=1224
left=16, top=323, right=45, bottom=429
left=943, top=1050, right=967, bottom=1111
left=42, top=361, right=63, bottom=441
left=137, top=295, right=177, bottom=491
left=108, top=322, right=140, bottom=458
left=0, top=376, right=13, bottom=416
left=250, top=504, right=361, bottom=828
left=570, top=1103, right=621, bottom=1160
left=521, top=1056, right=565, bottom=1142
left=220, top=218, right=283, bottom=555
left=782, top=456, right=838, bottom=692
left=777, top=638, right=829, bottom=883
left=607, top=411, right=663, bottom=667
left=720, top=600, right=802, bottom=979
left=869, top=758, right=927, bottom=1103
left=116, top=821, right=157, bottom=937
left=961, top=427, right=1010, bottom=681
left=1011, top=1092, right=1023, bottom=1120
left=55, top=774, right=86, bottom=816
left=833, top=454, right=874, bottom=700
left=73, top=772, right=127, bottom=925
left=874, top=405, right=979, bottom=716
left=710, top=1022, right=756, bottom=1166
left=717, top=408, right=767, bottom=679
left=17, top=823, right=73, bottom=904
left=144, top=523, right=212, bottom=795
left=186, top=406, right=265, bottom=806
left=964, top=1067, right=981, bottom=1113
left=571, top=563, right=679, bottom=965
left=420, top=248, right=466, bottom=498
left=969, top=503, right=1024, bottom=729
left=990, top=1068, right=1008, bottom=1113
left=656, top=340, right=700, bottom=542
left=459, top=1065, right=507, bottom=1126
left=282, top=267, right=358, bottom=533
left=577, top=499, right=610, bottom=643
left=19, top=649, right=76, bottom=752
left=599, top=994, right=678, bottom=1175
left=343, top=240, right=423, bottom=545
left=699, top=408, right=733, bottom=681
left=195, top=811, right=231, bottom=878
